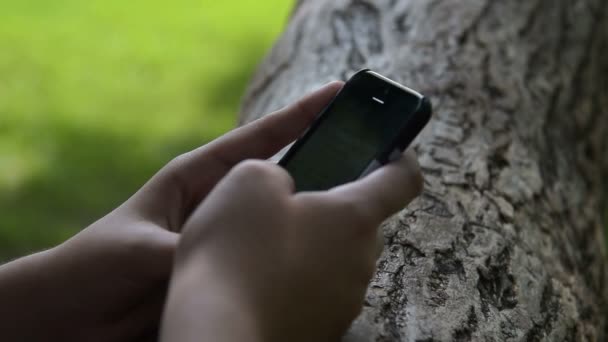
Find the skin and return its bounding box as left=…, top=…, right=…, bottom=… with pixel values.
left=0, top=81, right=423, bottom=342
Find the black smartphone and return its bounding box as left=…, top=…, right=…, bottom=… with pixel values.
left=279, top=69, right=432, bottom=192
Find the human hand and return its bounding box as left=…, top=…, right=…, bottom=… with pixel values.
left=0, top=82, right=343, bottom=342
left=160, top=152, right=423, bottom=342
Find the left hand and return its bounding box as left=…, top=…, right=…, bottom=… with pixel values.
left=0, top=82, right=343, bottom=342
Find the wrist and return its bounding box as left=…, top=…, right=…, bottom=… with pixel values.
left=0, top=247, right=67, bottom=340
left=162, top=258, right=266, bottom=342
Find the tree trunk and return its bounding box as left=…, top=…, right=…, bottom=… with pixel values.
left=239, top=0, right=608, bottom=341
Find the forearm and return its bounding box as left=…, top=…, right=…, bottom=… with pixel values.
left=160, top=262, right=264, bottom=342
left=0, top=249, right=64, bottom=340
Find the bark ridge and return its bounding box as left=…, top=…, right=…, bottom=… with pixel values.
left=240, top=0, right=608, bottom=340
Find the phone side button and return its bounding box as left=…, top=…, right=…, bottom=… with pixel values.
left=359, top=159, right=382, bottom=178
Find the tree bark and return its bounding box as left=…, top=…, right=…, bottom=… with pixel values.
left=239, top=0, right=608, bottom=341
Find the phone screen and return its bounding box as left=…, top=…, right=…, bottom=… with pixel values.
left=280, top=71, right=425, bottom=192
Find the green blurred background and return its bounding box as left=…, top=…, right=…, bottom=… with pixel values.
left=0, top=0, right=293, bottom=259
left=2, top=1, right=606, bottom=262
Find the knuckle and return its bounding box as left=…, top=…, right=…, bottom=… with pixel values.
left=167, top=152, right=191, bottom=171
left=230, top=160, right=293, bottom=193
left=121, top=226, right=155, bottom=257
left=232, top=159, right=272, bottom=179
left=253, top=116, right=286, bottom=147
left=163, top=152, right=193, bottom=187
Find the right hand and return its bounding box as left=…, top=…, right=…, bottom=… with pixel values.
left=161, top=155, right=422, bottom=342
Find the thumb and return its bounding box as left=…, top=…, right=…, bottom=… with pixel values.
left=127, top=82, right=343, bottom=231
left=327, top=149, right=424, bottom=224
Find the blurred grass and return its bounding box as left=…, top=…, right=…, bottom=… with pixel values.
left=0, top=0, right=293, bottom=259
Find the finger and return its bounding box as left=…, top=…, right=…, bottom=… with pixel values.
left=204, top=81, right=344, bottom=163
left=326, top=149, right=423, bottom=224
left=132, top=81, right=343, bottom=228
left=179, top=161, right=294, bottom=256
left=182, top=160, right=294, bottom=231
left=169, top=81, right=343, bottom=185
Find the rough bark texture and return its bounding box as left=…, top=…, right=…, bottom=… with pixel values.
left=239, top=1, right=608, bottom=341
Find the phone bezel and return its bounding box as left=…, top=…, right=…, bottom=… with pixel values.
left=278, top=69, right=431, bottom=178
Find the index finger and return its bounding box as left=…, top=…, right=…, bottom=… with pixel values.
left=168, top=81, right=343, bottom=199
left=204, top=81, right=344, bottom=165
left=132, top=82, right=343, bottom=229
left=165, top=81, right=344, bottom=188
